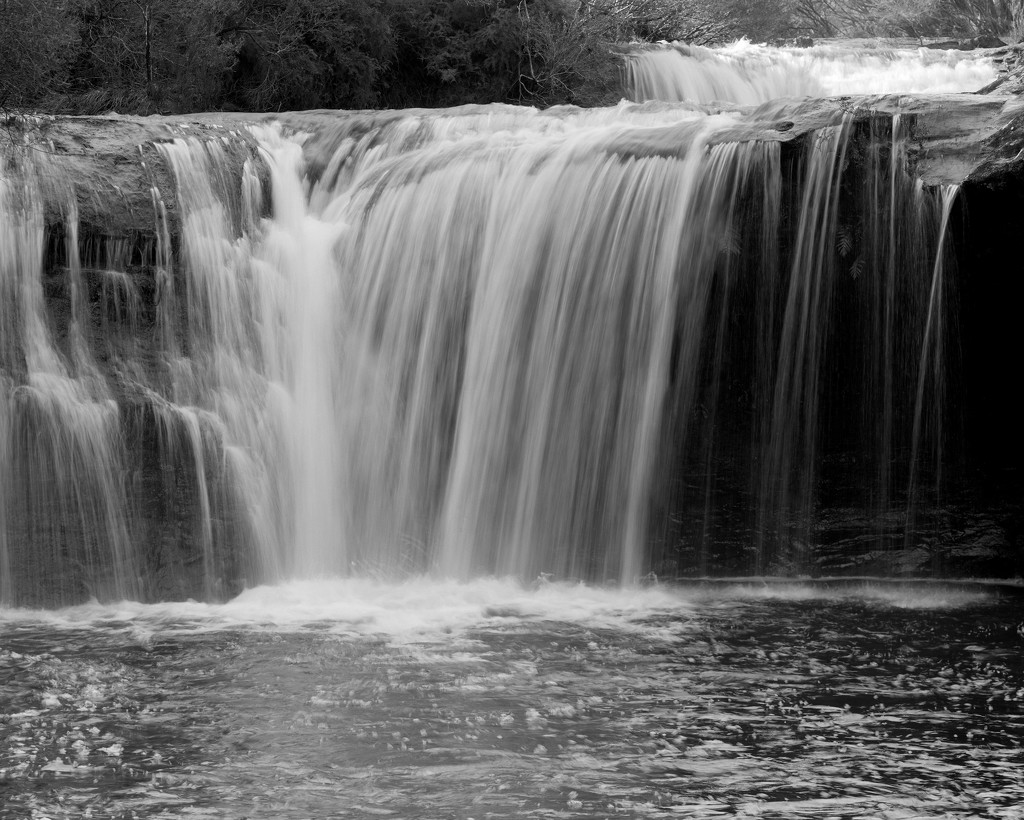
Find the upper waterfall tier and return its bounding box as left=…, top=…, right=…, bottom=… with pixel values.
left=623, top=40, right=1002, bottom=105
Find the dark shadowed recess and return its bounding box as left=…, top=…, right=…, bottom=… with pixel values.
left=949, top=172, right=1024, bottom=569
left=651, top=125, right=1024, bottom=582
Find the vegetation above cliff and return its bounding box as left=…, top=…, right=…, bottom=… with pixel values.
left=1, top=0, right=1021, bottom=114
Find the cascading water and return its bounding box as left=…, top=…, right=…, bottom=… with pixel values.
left=0, top=100, right=957, bottom=605
left=152, top=109, right=766, bottom=588
left=0, top=43, right=977, bottom=606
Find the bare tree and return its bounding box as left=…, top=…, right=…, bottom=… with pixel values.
left=0, top=0, right=79, bottom=107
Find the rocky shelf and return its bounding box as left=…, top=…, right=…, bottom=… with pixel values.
left=3, top=91, right=1024, bottom=241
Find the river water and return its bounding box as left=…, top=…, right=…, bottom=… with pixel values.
left=2, top=581, right=1022, bottom=818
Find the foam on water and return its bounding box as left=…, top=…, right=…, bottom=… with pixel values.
left=0, top=578, right=1001, bottom=642
left=0, top=578, right=688, bottom=640
left=676, top=580, right=1008, bottom=609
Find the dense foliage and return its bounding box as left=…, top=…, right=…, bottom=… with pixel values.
left=785, top=0, right=1018, bottom=38
left=0, top=0, right=1021, bottom=114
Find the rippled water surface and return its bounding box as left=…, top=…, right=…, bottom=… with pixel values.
left=2, top=580, right=1022, bottom=819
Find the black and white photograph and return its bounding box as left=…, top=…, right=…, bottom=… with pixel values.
left=1, top=1, right=1022, bottom=817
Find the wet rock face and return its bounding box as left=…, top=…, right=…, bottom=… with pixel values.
left=1, top=99, right=1022, bottom=605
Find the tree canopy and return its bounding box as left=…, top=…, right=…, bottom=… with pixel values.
left=1, top=0, right=1020, bottom=114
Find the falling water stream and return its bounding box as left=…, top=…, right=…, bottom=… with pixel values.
left=1, top=40, right=1020, bottom=819
left=0, top=102, right=964, bottom=599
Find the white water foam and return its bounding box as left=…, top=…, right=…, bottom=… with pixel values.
left=0, top=578, right=998, bottom=644
left=677, top=580, right=1004, bottom=609
left=0, top=578, right=689, bottom=642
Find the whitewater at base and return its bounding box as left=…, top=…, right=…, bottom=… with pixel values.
left=0, top=577, right=1009, bottom=639
left=0, top=577, right=1008, bottom=638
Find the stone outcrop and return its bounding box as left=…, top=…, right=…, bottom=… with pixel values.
left=6, top=93, right=1024, bottom=240
left=926, top=35, right=1007, bottom=50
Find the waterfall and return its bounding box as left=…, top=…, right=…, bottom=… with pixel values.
left=0, top=153, right=139, bottom=605
left=623, top=40, right=999, bottom=104
left=0, top=92, right=959, bottom=605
